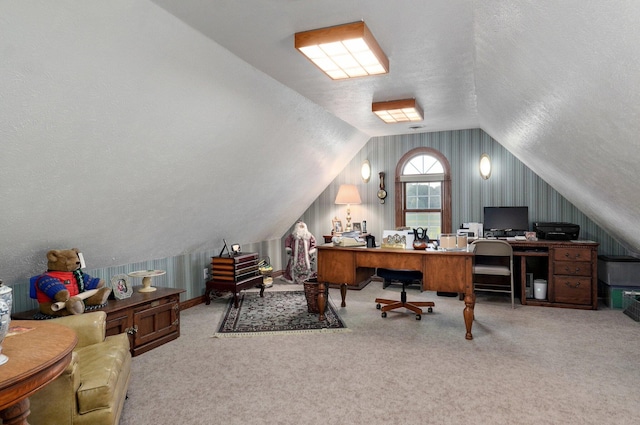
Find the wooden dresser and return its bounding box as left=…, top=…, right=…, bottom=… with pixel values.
left=13, top=286, right=185, bottom=357
left=102, top=286, right=184, bottom=356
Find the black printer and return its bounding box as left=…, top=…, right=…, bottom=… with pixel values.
left=534, top=222, right=580, bottom=240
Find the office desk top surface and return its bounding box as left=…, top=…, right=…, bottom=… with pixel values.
left=317, top=244, right=473, bottom=254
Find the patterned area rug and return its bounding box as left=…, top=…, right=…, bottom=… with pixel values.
left=213, top=290, right=348, bottom=337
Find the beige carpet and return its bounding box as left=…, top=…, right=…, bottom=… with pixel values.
left=119, top=280, right=639, bottom=425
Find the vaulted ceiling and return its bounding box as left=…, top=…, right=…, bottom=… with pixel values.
left=1, top=1, right=639, bottom=284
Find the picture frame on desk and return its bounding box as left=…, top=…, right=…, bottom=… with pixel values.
left=352, top=222, right=361, bottom=232
left=110, top=274, right=133, bottom=300
left=332, top=218, right=343, bottom=234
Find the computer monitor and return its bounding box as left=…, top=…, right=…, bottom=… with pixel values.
left=483, top=206, right=529, bottom=234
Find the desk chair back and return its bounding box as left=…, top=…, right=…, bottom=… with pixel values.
left=470, top=239, right=515, bottom=308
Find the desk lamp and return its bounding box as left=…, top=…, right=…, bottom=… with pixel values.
left=335, top=184, right=362, bottom=232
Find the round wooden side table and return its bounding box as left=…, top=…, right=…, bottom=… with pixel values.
left=0, top=320, right=77, bottom=425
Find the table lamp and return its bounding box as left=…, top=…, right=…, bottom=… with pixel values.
left=335, top=184, right=362, bottom=232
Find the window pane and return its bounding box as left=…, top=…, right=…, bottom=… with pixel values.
left=406, top=182, right=440, bottom=210
left=403, top=155, right=444, bottom=175
left=428, top=183, right=441, bottom=208
left=405, top=212, right=441, bottom=240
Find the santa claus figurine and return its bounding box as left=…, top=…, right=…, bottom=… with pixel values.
left=283, top=221, right=317, bottom=284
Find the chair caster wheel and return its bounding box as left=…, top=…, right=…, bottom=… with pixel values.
left=381, top=312, right=387, bottom=318
left=416, top=314, right=421, bottom=320
left=376, top=303, right=381, bottom=310
left=428, top=307, right=433, bottom=313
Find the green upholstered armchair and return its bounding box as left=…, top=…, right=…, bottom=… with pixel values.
left=28, top=311, right=131, bottom=425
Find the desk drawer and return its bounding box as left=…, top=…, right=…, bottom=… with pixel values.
left=552, top=276, right=592, bottom=305
left=553, top=261, right=591, bottom=277
left=553, top=247, right=591, bottom=262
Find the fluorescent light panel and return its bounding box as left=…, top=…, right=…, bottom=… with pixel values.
left=295, top=21, right=389, bottom=80
left=372, top=99, right=424, bottom=124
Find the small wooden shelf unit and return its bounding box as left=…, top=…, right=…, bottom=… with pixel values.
left=205, top=252, right=263, bottom=308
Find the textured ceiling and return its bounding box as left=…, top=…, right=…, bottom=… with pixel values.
left=150, top=0, right=640, bottom=250
left=1, top=0, right=639, bottom=286
left=150, top=0, right=481, bottom=136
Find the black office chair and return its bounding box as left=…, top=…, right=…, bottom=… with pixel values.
left=375, top=268, right=434, bottom=320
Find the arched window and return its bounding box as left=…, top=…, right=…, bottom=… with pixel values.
left=395, top=148, right=452, bottom=240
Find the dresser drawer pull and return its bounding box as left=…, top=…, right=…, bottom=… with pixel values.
left=562, top=266, right=582, bottom=274
left=564, top=281, right=581, bottom=288
left=564, top=252, right=581, bottom=259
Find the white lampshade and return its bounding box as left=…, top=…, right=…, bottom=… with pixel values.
left=335, top=184, right=362, bottom=205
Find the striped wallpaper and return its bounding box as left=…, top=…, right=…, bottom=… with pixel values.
left=295, top=128, right=627, bottom=258
left=10, top=128, right=627, bottom=313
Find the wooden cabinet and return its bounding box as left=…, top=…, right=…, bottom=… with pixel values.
left=205, top=253, right=264, bottom=308
left=101, top=286, right=184, bottom=356
left=513, top=240, right=598, bottom=309
left=550, top=246, right=595, bottom=306
left=12, top=286, right=185, bottom=356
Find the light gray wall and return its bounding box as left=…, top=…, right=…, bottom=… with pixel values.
left=0, top=0, right=368, bottom=295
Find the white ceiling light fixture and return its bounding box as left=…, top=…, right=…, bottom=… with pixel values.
left=295, top=21, right=389, bottom=80
left=372, top=99, right=423, bottom=124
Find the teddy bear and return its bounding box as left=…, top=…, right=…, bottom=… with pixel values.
left=32, top=248, right=112, bottom=316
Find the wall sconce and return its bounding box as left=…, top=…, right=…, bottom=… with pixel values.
left=295, top=21, right=389, bottom=80
left=361, top=160, right=371, bottom=183
left=479, top=153, right=492, bottom=179
left=372, top=99, right=423, bottom=123
left=335, top=184, right=362, bottom=232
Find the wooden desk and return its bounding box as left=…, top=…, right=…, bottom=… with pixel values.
left=0, top=320, right=77, bottom=425
left=317, top=245, right=475, bottom=340
left=509, top=239, right=599, bottom=309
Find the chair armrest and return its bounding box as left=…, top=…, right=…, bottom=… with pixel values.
left=28, top=351, right=81, bottom=423
left=49, top=311, right=107, bottom=348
